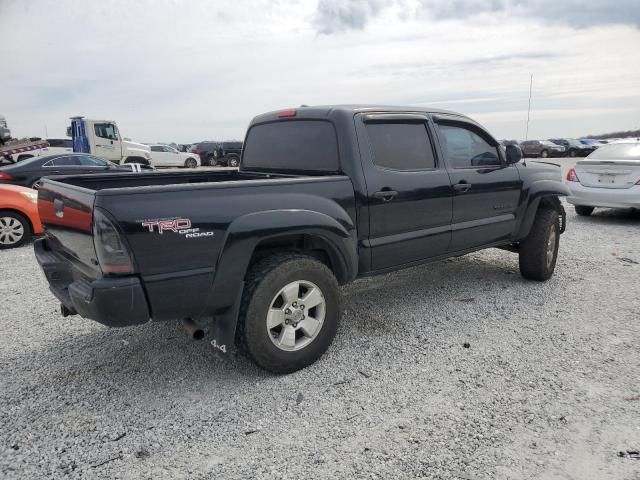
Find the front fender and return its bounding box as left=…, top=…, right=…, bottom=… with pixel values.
left=514, top=180, right=570, bottom=240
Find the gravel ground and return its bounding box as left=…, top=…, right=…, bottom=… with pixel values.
left=1, top=203, right=639, bottom=480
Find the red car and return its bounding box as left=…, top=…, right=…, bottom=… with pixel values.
left=0, top=184, right=43, bottom=249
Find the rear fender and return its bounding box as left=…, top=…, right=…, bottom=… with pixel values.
left=514, top=180, right=569, bottom=241
left=205, top=209, right=357, bottom=356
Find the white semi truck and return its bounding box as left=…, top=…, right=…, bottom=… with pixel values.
left=68, top=117, right=152, bottom=164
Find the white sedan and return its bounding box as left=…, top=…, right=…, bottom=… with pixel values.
left=149, top=144, right=201, bottom=168
left=566, top=140, right=640, bottom=215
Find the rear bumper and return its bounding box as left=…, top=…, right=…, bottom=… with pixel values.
left=34, top=238, right=150, bottom=327
left=566, top=183, right=640, bottom=209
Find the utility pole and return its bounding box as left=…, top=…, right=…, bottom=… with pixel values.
left=525, top=74, right=533, bottom=140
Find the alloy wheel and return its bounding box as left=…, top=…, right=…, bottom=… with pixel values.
left=266, top=280, right=326, bottom=352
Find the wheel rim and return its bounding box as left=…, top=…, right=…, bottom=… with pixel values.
left=230, top=158, right=239, bottom=167
left=541, top=150, right=548, bottom=158
left=32, top=180, right=42, bottom=190
left=187, top=159, right=196, bottom=168
left=546, top=224, right=557, bottom=269
left=266, top=280, right=326, bottom=352
left=0, top=217, right=25, bottom=245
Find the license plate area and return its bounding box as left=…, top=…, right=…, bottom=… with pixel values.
left=598, top=174, right=615, bottom=184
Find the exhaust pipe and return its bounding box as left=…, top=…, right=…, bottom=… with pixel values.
left=182, top=318, right=205, bottom=340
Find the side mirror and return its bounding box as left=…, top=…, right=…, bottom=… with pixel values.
left=505, top=144, right=522, bottom=164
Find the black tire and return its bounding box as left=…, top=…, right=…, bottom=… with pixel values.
left=184, top=158, right=198, bottom=169
left=228, top=155, right=240, bottom=168
left=0, top=211, right=32, bottom=249
left=540, top=149, right=549, bottom=158
left=518, top=208, right=560, bottom=281
left=31, top=179, right=42, bottom=190
left=208, top=155, right=219, bottom=167
left=575, top=205, right=594, bottom=216
left=238, top=253, right=340, bottom=373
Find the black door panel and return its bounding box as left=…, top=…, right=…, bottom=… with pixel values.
left=434, top=121, right=522, bottom=251
left=357, top=114, right=453, bottom=271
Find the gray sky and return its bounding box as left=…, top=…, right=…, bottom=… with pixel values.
left=2, top=0, right=639, bottom=142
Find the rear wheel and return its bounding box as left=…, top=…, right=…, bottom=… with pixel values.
left=519, top=208, right=560, bottom=281
left=228, top=155, right=240, bottom=168
left=239, top=253, right=340, bottom=373
left=208, top=155, right=219, bottom=167
left=569, top=149, right=577, bottom=158
left=31, top=179, right=42, bottom=189
left=540, top=149, right=549, bottom=158
left=575, top=205, right=594, bottom=216
left=184, top=157, right=198, bottom=169
left=0, top=212, right=32, bottom=249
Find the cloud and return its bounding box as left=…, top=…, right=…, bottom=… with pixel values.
left=311, top=0, right=640, bottom=34
left=421, top=0, right=640, bottom=28
left=312, top=0, right=390, bottom=34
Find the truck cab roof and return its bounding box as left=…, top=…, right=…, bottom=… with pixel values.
left=250, top=104, right=475, bottom=124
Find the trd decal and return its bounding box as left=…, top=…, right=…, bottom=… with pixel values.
left=141, top=218, right=192, bottom=233
left=140, top=218, right=214, bottom=239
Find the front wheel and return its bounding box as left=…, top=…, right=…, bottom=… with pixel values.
left=540, top=149, right=549, bottom=158
left=208, top=155, right=219, bottom=167
left=569, top=149, right=577, bottom=158
left=227, top=156, right=240, bottom=168
left=239, top=253, right=340, bottom=373
left=518, top=208, right=560, bottom=281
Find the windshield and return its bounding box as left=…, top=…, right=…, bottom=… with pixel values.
left=242, top=120, right=339, bottom=172
left=588, top=143, right=640, bottom=160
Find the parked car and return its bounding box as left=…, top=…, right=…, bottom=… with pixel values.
left=188, top=141, right=219, bottom=166
left=34, top=105, right=568, bottom=373
left=549, top=138, right=594, bottom=157
left=218, top=141, right=243, bottom=167
left=520, top=140, right=565, bottom=158
left=0, top=153, right=138, bottom=189
left=565, top=140, right=640, bottom=215
left=148, top=144, right=200, bottom=168
left=0, top=184, right=43, bottom=249
left=579, top=139, right=606, bottom=149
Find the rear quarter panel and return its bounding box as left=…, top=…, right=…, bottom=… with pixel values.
left=96, top=176, right=356, bottom=320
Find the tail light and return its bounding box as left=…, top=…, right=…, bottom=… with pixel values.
left=92, top=209, right=134, bottom=275
left=566, top=168, right=580, bottom=182
left=0, top=171, right=13, bottom=180
left=278, top=110, right=297, bottom=118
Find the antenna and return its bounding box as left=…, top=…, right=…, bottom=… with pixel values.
left=525, top=74, right=533, bottom=140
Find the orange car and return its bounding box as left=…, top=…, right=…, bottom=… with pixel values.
left=0, top=184, right=43, bottom=249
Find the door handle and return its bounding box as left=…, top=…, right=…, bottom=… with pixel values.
left=453, top=182, right=472, bottom=193
left=373, top=190, right=398, bottom=202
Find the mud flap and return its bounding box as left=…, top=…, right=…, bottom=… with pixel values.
left=206, top=284, right=244, bottom=359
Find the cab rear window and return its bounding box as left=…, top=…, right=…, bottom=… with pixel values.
left=242, top=120, right=339, bottom=172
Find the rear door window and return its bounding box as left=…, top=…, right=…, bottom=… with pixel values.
left=51, top=156, right=81, bottom=166
left=365, top=123, right=435, bottom=170
left=243, top=121, right=339, bottom=172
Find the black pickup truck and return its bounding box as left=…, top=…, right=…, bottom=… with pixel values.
left=34, top=105, right=568, bottom=373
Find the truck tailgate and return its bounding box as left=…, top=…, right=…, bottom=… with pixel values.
left=37, top=178, right=98, bottom=274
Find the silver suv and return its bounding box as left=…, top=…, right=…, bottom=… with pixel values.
left=520, top=140, right=565, bottom=158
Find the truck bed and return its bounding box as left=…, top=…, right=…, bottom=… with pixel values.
left=57, top=169, right=290, bottom=191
